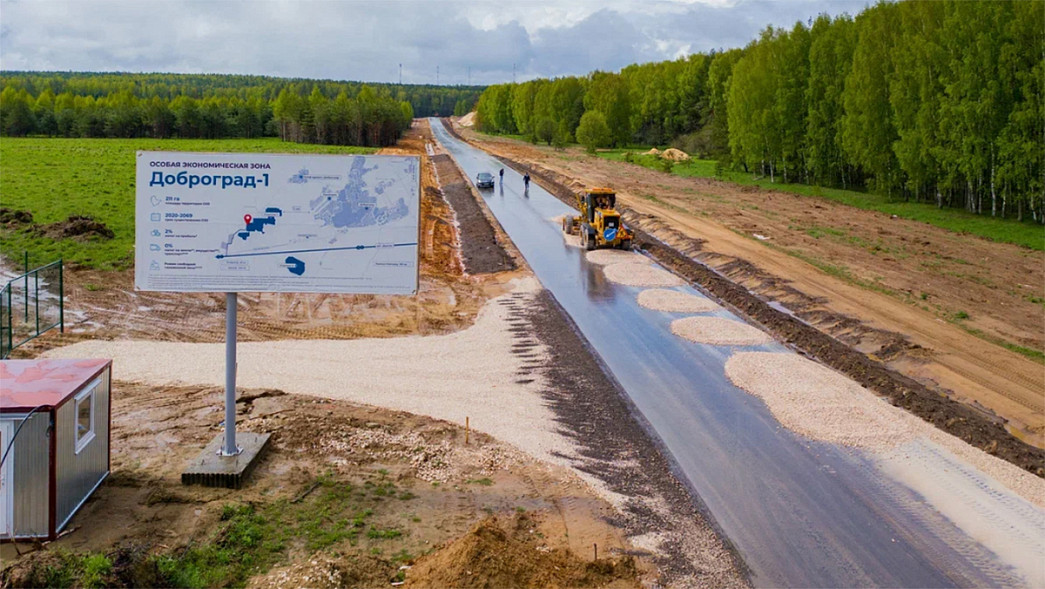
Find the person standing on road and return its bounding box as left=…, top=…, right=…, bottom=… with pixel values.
left=499, top=168, right=504, bottom=183
left=523, top=173, right=530, bottom=190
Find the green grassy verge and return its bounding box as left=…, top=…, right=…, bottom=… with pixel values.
left=0, top=138, right=377, bottom=271
left=595, top=148, right=1045, bottom=251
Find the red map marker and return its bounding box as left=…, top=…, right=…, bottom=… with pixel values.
left=244, top=214, right=253, bottom=226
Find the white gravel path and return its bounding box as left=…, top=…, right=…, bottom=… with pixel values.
left=670, top=317, right=772, bottom=346
left=602, top=262, right=684, bottom=287
left=41, top=278, right=590, bottom=482
left=638, top=289, right=720, bottom=313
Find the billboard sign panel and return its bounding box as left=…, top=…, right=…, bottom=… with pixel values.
left=135, top=151, right=420, bottom=294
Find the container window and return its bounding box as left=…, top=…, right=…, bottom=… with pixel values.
left=74, top=380, right=99, bottom=454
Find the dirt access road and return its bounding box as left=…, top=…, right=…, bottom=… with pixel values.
left=452, top=123, right=1045, bottom=448
left=3, top=121, right=745, bottom=588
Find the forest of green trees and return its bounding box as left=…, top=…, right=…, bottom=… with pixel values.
left=0, top=72, right=481, bottom=147
left=475, top=0, right=1044, bottom=223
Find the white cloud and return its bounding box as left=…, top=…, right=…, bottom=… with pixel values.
left=0, top=0, right=867, bottom=83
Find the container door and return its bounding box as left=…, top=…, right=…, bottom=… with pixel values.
left=0, top=420, right=12, bottom=537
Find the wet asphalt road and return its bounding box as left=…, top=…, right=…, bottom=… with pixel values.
left=430, top=121, right=1018, bottom=588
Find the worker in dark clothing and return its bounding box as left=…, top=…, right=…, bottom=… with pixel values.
left=499, top=168, right=504, bottom=183
left=523, top=173, right=530, bottom=189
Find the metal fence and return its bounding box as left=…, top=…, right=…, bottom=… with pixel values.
left=1, top=260, right=64, bottom=358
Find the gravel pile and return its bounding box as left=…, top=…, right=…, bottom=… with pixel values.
left=725, top=352, right=918, bottom=448
left=638, top=289, right=719, bottom=313
left=671, top=317, right=772, bottom=346
left=603, top=262, right=683, bottom=287
left=585, top=249, right=650, bottom=266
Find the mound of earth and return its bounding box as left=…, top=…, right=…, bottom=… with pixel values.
left=38, top=215, right=114, bottom=240
left=643, top=148, right=661, bottom=156
left=405, top=514, right=639, bottom=588
left=660, top=148, right=690, bottom=162
left=0, top=207, right=33, bottom=227
left=458, top=111, right=477, bottom=127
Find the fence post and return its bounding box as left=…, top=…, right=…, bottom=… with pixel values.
left=34, top=271, right=40, bottom=334
left=6, top=286, right=11, bottom=357
left=59, top=260, right=64, bottom=333
left=24, top=251, right=29, bottom=323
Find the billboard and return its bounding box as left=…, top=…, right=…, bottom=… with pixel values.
left=135, top=151, right=420, bottom=294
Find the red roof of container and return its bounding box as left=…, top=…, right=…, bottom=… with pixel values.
left=0, top=358, right=112, bottom=412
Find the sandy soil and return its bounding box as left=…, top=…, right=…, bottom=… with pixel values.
left=454, top=125, right=1044, bottom=448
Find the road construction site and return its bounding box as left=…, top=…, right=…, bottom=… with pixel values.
left=7, top=118, right=1044, bottom=588
left=425, top=118, right=1044, bottom=587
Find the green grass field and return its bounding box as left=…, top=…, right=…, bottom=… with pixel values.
left=0, top=138, right=378, bottom=271
left=597, top=148, right=1045, bottom=251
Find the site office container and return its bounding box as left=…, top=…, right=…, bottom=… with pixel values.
left=0, top=358, right=112, bottom=541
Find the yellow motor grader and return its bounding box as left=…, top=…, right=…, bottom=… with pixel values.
left=562, top=187, right=632, bottom=250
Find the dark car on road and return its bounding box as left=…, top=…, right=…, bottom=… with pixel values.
left=475, top=172, right=495, bottom=189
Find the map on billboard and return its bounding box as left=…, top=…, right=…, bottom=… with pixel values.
left=135, top=151, right=420, bottom=294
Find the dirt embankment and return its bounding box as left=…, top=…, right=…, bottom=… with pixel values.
left=429, top=151, right=516, bottom=275
left=441, top=120, right=1045, bottom=477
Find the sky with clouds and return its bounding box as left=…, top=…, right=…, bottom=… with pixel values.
left=1, top=0, right=869, bottom=85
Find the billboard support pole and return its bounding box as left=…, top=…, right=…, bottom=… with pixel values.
left=222, top=292, right=240, bottom=456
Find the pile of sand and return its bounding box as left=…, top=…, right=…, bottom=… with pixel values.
left=585, top=249, right=649, bottom=266
left=670, top=317, right=771, bottom=346
left=724, top=352, right=916, bottom=448
left=660, top=148, right=691, bottom=162
left=405, top=514, right=636, bottom=588
left=644, top=148, right=661, bottom=156
left=637, top=289, right=719, bottom=313
left=458, top=111, right=477, bottom=127
left=602, top=262, right=683, bottom=287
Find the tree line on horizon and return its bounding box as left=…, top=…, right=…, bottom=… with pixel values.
left=475, top=0, right=1044, bottom=223
left=0, top=72, right=481, bottom=147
